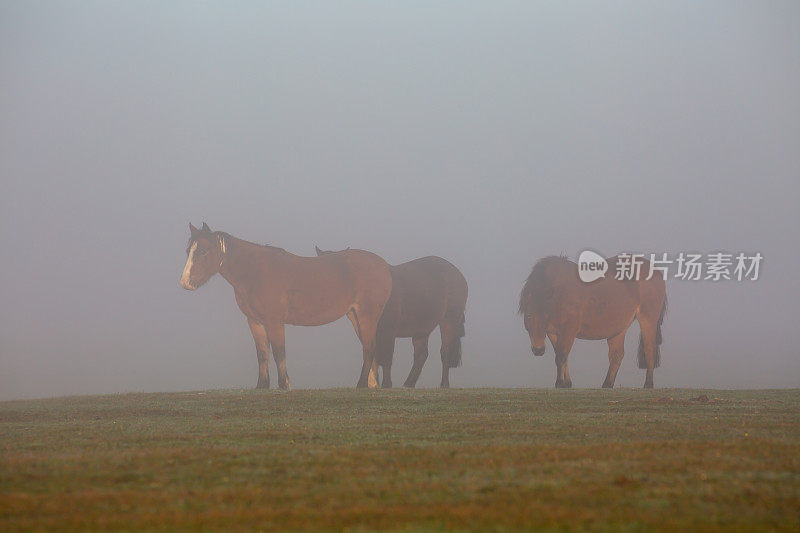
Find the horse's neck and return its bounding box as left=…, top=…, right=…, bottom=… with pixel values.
left=219, top=236, right=288, bottom=289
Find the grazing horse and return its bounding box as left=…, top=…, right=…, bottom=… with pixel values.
left=316, top=247, right=468, bottom=388
left=180, top=223, right=392, bottom=389
left=518, top=255, right=666, bottom=389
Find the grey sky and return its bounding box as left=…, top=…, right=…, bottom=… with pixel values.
left=1, top=2, right=798, bottom=400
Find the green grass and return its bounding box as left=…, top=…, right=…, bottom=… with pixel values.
left=1, top=388, right=799, bottom=531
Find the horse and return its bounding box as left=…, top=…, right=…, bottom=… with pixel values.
left=180, top=223, right=392, bottom=389
left=518, top=255, right=667, bottom=389
left=316, top=247, right=468, bottom=388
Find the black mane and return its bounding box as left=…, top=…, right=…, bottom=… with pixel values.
left=186, top=230, right=283, bottom=255
left=518, top=255, right=569, bottom=314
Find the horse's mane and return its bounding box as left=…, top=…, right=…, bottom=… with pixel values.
left=518, top=255, right=570, bottom=314
left=186, top=231, right=285, bottom=254
left=217, top=232, right=284, bottom=252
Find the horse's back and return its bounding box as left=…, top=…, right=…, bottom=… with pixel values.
left=418, top=256, right=467, bottom=314
left=385, top=256, right=466, bottom=337
left=324, top=248, right=392, bottom=301
left=604, top=255, right=667, bottom=302
left=279, top=248, right=391, bottom=326
left=610, top=255, right=666, bottom=318
left=523, top=255, right=664, bottom=340
left=395, top=256, right=465, bottom=306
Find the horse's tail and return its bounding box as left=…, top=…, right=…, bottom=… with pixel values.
left=442, top=310, right=465, bottom=368
left=638, top=295, right=667, bottom=369
left=442, top=334, right=463, bottom=369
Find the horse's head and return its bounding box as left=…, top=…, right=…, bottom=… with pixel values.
left=523, top=310, right=547, bottom=356
left=180, top=222, right=225, bottom=290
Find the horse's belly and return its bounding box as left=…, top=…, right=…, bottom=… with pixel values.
left=284, top=292, right=351, bottom=326
left=288, top=310, right=348, bottom=327
left=394, top=322, right=437, bottom=339
left=577, top=328, right=624, bottom=341
left=394, top=310, right=440, bottom=339
left=577, top=300, right=637, bottom=340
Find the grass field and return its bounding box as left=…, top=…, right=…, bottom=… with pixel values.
left=1, top=388, right=799, bottom=531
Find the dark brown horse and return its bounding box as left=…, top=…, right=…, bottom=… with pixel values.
left=518, top=255, right=666, bottom=389
left=180, top=223, right=392, bottom=389
left=316, top=247, right=468, bottom=388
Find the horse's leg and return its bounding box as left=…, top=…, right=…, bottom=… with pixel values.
left=403, top=335, right=429, bottom=388
left=602, top=331, right=626, bottom=388
left=439, top=321, right=460, bottom=389
left=639, top=319, right=658, bottom=389
left=352, top=306, right=382, bottom=389
left=547, top=332, right=572, bottom=387
left=380, top=338, right=395, bottom=389
left=553, top=333, right=576, bottom=388
left=369, top=359, right=379, bottom=389
left=248, top=319, right=270, bottom=389
left=345, top=310, right=361, bottom=341
left=356, top=340, right=378, bottom=389
left=266, top=322, right=290, bottom=390
left=374, top=324, right=396, bottom=389
left=547, top=332, right=558, bottom=350
left=547, top=331, right=568, bottom=387
left=346, top=309, right=378, bottom=388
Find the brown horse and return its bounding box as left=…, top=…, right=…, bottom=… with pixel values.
left=316, top=247, right=468, bottom=388
left=180, top=223, right=392, bottom=389
left=518, top=255, right=666, bottom=389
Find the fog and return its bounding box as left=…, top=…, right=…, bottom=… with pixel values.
left=1, top=2, right=798, bottom=401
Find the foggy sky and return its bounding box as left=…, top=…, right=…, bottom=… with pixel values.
left=1, top=2, right=799, bottom=400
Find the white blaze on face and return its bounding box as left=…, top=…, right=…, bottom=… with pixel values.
left=180, top=242, right=198, bottom=290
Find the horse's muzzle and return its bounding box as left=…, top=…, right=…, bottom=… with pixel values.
left=532, top=346, right=545, bottom=357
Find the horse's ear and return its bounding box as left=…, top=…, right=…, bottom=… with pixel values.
left=315, top=245, right=322, bottom=256
left=201, top=222, right=211, bottom=232
left=189, top=223, right=200, bottom=237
